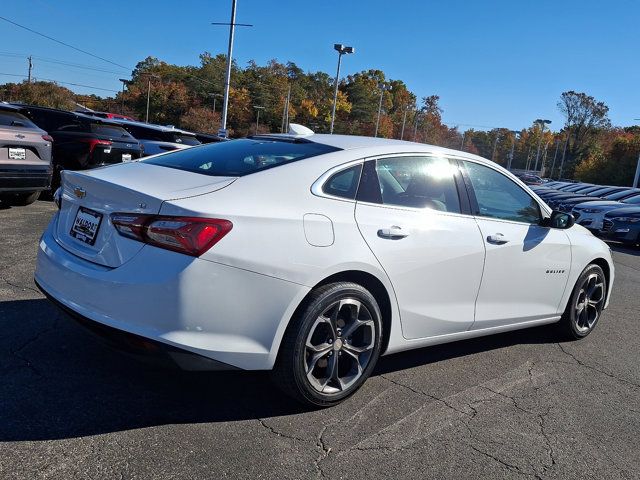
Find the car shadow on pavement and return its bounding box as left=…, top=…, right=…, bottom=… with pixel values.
left=610, top=245, right=640, bottom=256
left=0, top=298, right=558, bottom=442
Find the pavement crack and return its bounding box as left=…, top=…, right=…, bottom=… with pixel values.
left=1, top=276, right=41, bottom=296
left=467, top=443, right=543, bottom=479
left=256, top=418, right=307, bottom=443
left=314, top=425, right=332, bottom=479
left=556, top=343, right=640, bottom=389
left=5, top=314, right=58, bottom=377
left=380, top=374, right=477, bottom=417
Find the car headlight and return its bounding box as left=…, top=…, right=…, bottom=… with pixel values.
left=611, top=217, right=640, bottom=223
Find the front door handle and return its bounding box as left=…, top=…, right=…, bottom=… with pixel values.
left=487, top=233, right=509, bottom=244
left=377, top=226, right=408, bottom=239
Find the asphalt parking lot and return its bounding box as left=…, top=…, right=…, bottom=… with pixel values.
left=1, top=200, right=639, bottom=480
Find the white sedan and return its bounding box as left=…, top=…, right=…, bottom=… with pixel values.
left=35, top=127, right=614, bottom=407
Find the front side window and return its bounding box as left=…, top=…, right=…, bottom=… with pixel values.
left=463, top=161, right=541, bottom=224
left=372, top=156, right=461, bottom=213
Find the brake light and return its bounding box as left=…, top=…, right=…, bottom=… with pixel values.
left=42, top=135, right=53, bottom=143
left=110, top=214, right=232, bottom=256
left=79, top=138, right=112, bottom=154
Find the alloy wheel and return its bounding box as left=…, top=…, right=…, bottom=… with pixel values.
left=574, top=272, right=605, bottom=333
left=304, top=298, right=375, bottom=394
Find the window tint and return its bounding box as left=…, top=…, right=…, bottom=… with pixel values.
left=90, top=123, right=132, bottom=138
left=172, top=133, right=201, bottom=146
left=463, top=161, right=541, bottom=223
left=144, top=138, right=341, bottom=176
left=0, top=111, right=37, bottom=128
left=322, top=164, right=362, bottom=199
left=373, top=156, right=461, bottom=213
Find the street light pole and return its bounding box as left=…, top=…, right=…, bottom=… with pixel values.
left=142, top=74, right=159, bottom=123
left=460, top=131, right=466, bottom=151
left=118, top=78, right=128, bottom=115
left=374, top=83, right=391, bottom=137
left=507, top=130, right=519, bottom=170
left=400, top=106, right=410, bottom=140
left=213, top=1, right=253, bottom=138
left=491, top=131, right=501, bottom=162
left=330, top=44, right=354, bottom=134
left=253, top=105, right=265, bottom=134
left=533, top=119, right=551, bottom=172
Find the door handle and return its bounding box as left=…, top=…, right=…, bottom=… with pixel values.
left=377, top=226, right=408, bottom=239
left=487, top=233, right=509, bottom=244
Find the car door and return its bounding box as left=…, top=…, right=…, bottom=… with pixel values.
left=354, top=155, right=486, bottom=339
left=459, top=160, right=571, bottom=328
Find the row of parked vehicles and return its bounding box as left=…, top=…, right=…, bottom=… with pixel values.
left=531, top=181, right=640, bottom=247
left=0, top=102, right=222, bottom=205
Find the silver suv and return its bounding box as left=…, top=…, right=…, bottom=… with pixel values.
left=0, top=105, right=52, bottom=206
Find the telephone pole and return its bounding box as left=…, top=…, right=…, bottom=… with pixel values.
left=27, top=55, right=32, bottom=83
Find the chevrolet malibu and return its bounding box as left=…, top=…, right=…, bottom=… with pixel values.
left=35, top=128, right=615, bottom=407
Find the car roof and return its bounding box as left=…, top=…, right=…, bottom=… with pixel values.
left=111, top=118, right=196, bottom=135
left=253, top=132, right=493, bottom=164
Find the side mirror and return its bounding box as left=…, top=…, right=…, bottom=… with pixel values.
left=542, top=211, right=575, bottom=229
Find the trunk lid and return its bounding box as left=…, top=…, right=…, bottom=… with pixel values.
left=55, top=162, right=236, bottom=267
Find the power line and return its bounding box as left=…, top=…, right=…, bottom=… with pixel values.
left=0, top=15, right=130, bottom=71
left=0, top=72, right=119, bottom=93
left=0, top=53, right=124, bottom=75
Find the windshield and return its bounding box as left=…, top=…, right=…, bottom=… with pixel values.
left=144, top=138, right=341, bottom=176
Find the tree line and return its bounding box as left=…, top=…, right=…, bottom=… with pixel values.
left=1, top=54, right=637, bottom=186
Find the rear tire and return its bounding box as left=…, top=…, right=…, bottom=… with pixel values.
left=5, top=191, right=40, bottom=206
left=558, top=264, right=606, bottom=340
left=272, top=282, right=383, bottom=407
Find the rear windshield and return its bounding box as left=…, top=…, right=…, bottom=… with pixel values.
left=172, top=133, right=201, bottom=146
left=90, top=123, right=134, bottom=138
left=0, top=111, right=38, bottom=129
left=144, top=138, right=341, bottom=176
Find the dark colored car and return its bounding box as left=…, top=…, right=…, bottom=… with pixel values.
left=110, top=119, right=201, bottom=156
left=13, top=105, right=142, bottom=189
left=0, top=104, right=52, bottom=205
left=194, top=131, right=227, bottom=144
left=601, top=207, right=640, bottom=246
left=515, top=173, right=543, bottom=185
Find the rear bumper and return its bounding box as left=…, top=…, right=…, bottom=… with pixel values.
left=0, top=167, right=52, bottom=192
left=36, top=280, right=238, bottom=371
left=35, top=216, right=309, bottom=370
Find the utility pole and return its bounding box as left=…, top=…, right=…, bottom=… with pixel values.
left=633, top=152, right=640, bottom=188
left=27, top=55, right=32, bottom=83
left=281, top=85, right=291, bottom=133
left=460, top=131, right=466, bottom=151
left=213, top=1, right=253, bottom=138
left=146, top=78, right=151, bottom=123
left=507, top=131, right=519, bottom=170
left=118, top=78, right=128, bottom=114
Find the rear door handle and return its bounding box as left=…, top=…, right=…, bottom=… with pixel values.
left=487, top=233, right=509, bottom=244
left=377, top=226, right=408, bottom=239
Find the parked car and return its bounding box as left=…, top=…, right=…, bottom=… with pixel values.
left=78, top=110, right=136, bottom=121
left=572, top=191, right=640, bottom=231
left=194, top=131, right=227, bottom=144
left=13, top=105, right=143, bottom=189
left=601, top=207, right=640, bottom=246
left=35, top=129, right=614, bottom=407
left=514, top=173, right=544, bottom=185
left=0, top=104, right=52, bottom=205
left=110, top=119, right=200, bottom=156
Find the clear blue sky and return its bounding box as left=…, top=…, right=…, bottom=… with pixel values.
left=1, top=0, right=638, bottom=131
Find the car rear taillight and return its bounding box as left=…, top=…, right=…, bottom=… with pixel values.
left=110, top=214, right=232, bottom=256
left=79, top=139, right=112, bottom=155
left=42, top=135, right=53, bottom=143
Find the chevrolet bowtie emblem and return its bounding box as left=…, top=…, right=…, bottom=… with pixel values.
left=73, top=187, right=86, bottom=199
left=15, top=134, right=25, bottom=139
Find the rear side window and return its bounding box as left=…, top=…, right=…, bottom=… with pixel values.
left=463, top=161, right=541, bottom=224
left=371, top=156, right=461, bottom=213
left=322, top=164, right=362, bottom=199
left=0, top=111, right=37, bottom=129
left=144, top=138, right=341, bottom=176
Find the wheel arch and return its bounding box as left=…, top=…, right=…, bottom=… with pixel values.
left=590, top=257, right=612, bottom=300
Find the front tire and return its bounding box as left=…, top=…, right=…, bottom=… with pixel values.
left=272, top=282, right=383, bottom=407
left=558, top=264, right=607, bottom=340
